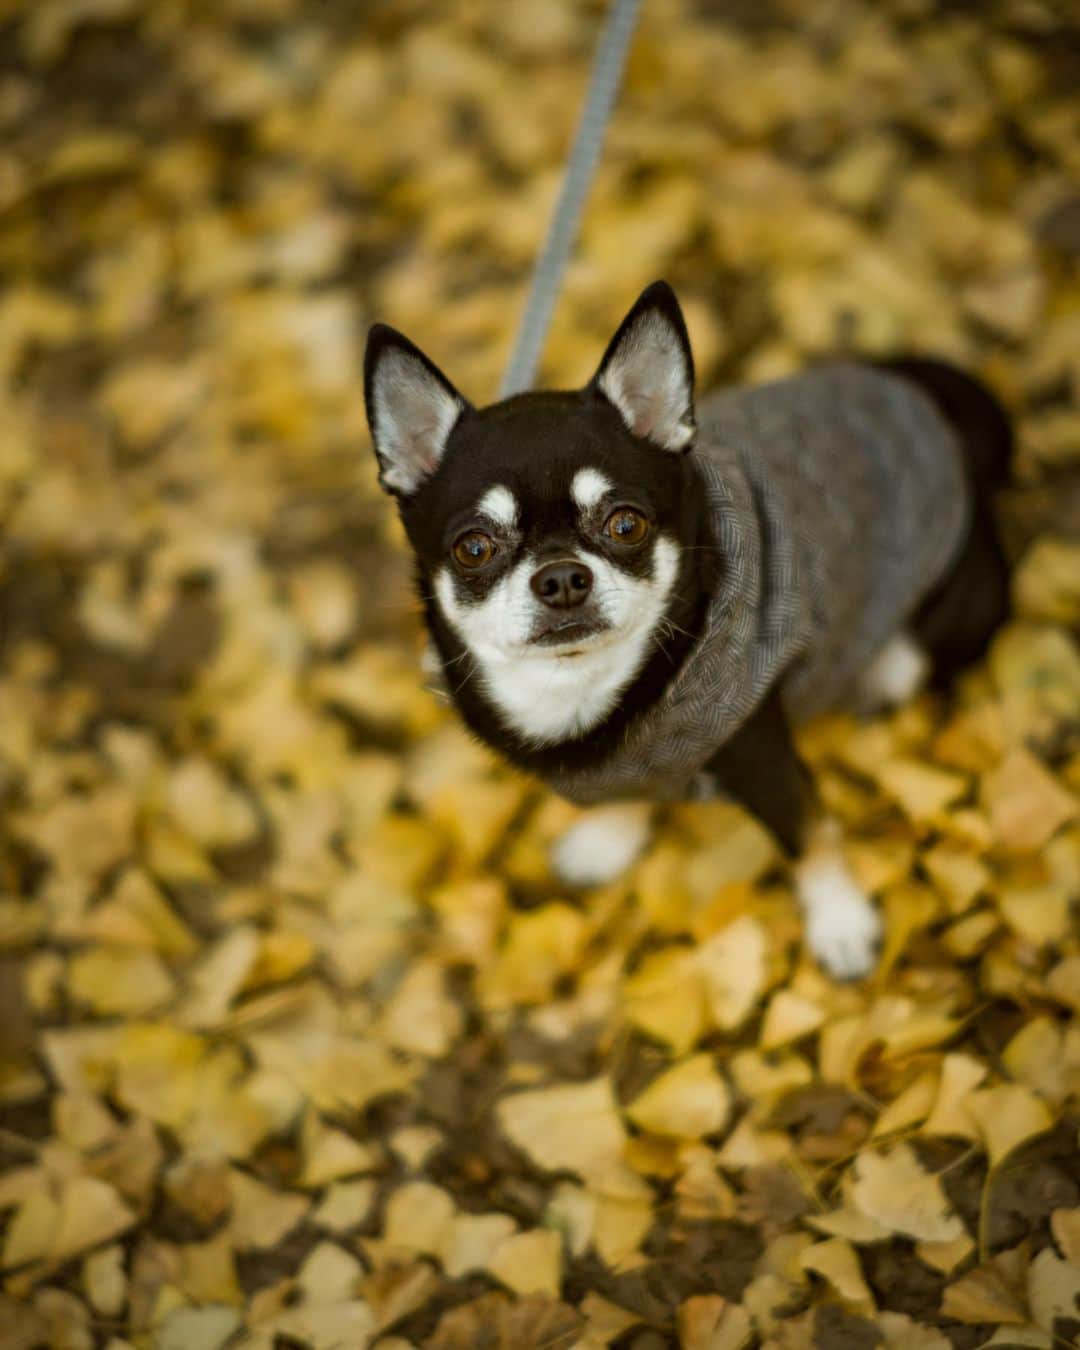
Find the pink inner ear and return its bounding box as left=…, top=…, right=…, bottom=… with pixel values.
left=622, top=380, right=658, bottom=439
left=409, top=413, right=446, bottom=475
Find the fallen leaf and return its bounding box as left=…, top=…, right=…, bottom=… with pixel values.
left=915, top=1232, right=974, bottom=1274
left=873, top=1070, right=938, bottom=1137
left=922, top=1053, right=987, bottom=1140
left=296, top=1241, right=363, bottom=1302
left=487, top=1229, right=563, bottom=1297
left=942, top=1262, right=1028, bottom=1325
left=1, top=1191, right=59, bottom=1270
left=626, top=1054, right=731, bottom=1139
left=382, top=1181, right=456, bottom=1257
left=425, top=1292, right=583, bottom=1350
left=621, top=945, right=707, bottom=1053
left=164, top=757, right=259, bottom=848
left=228, top=1171, right=310, bottom=1250
left=68, top=947, right=175, bottom=1016
left=1051, top=1207, right=1080, bottom=1268
left=982, top=748, right=1077, bottom=851
left=967, top=1084, right=1055, bottom=1167
left=580, top=1290, right=641, bottom=1343
left=921, top=842, right=990, bottom=914
left=1026, top=1245, right=1080, bottom=1333
left=850, top=1144, right=965, bottom=1242
left=698, top=915, right=768, bottom=1032
left=380, top=959, right=463, bottom=1057
left=1013, top=537, right=1080, bottom=623
left=760, top=990, right=825, bottom=1049
left=996, top=883, right=1072, bottom=947
left=441, top=1212, right=518, bottom=1279
left=175, top=927, right=259, bottom=1028
left=800, top=1236, right=874, bottom=1307
left=83, top=1243, right=126, bottom=1317
left=497, top=1077, right=627, bottom=1177
left=878, top=1310, right=952, bottom=1349
left=300, top=1111, right=379, bottom=1188
left=1002, top=1017, right=1068, bottom=1104
left=877, top=757, right=969, bottom=821
left=677, top=1294, right=753, bottom=1350
left=312, top=1180, right=376, bottom=1234
left=591, top=1161, right=655, bottom=1268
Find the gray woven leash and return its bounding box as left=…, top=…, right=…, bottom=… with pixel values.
left=499, top=0, right=643, bottom=398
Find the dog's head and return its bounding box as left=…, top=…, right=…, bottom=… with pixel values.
left=363, top=282, right=708, bottom=748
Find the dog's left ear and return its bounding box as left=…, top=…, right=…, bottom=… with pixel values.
left=590, top=281, right=695, bottom=452
left=364, top=325, right=471, bottom=496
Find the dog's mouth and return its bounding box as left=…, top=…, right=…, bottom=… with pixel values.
left=529, top=618, right=612, bottom=651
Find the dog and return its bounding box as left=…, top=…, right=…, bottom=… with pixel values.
left=363, top=282, right=1010, bottom=978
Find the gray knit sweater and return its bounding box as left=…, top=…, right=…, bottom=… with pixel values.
left=548, top=364, right=969, bottom=805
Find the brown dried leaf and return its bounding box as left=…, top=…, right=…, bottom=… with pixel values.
left=942, top=1262, right=1028, bottom=1325
left=426, top=1292, right=584, bottom=1350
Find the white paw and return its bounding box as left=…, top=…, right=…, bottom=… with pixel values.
left=797, top=851, right=882, bottom=980
left=855, top=631, right=929, bottom=713
left=551, top=804, right=652, bottom=887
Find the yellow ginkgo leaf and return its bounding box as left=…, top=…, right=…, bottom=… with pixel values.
left=626, top=1054, right=731, bottom=1139
left=967, top=1084, right=1055, bottom=1168
left=497, top=1077, right=627, bottom=1177
left=851, top=1144, right=965, bottom=1243
left=800, top=1236, right=874, bottom=1307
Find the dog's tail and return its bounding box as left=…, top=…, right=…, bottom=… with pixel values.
left=878, top=356, right=1013, bottom=490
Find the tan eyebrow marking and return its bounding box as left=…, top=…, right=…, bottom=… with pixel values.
left=571, top=467, right=613, bottom=513
left=476, top=485, right=518, bottom=529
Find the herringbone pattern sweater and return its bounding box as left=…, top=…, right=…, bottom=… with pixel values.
left=549, top=364, right=968, bottom=805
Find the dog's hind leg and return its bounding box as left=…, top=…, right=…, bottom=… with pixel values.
left=854, top=630, right=931, bottom=713
left=882, top=358, right=1013, bottom=686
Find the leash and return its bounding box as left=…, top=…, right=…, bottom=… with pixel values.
left=499, top=0, right=643, bottom=399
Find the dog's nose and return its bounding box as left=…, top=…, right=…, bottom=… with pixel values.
left=530, top=559, right=593, bottom=608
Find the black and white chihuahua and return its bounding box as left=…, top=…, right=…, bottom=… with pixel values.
left=363, top=282, right=1010, bottom=979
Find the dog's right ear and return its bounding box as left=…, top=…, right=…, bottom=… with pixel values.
left=364, top=325, right=470, bottom=497
left=590, top=281, right=696, bottom=453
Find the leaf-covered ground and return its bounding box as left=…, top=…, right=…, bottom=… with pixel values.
left=1, top=1, right=1079, bottom=1347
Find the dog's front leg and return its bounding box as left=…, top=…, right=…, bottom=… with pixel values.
left=704, top=690, right=882, bottom=979
left=793, top=816, right=883, bottom=979
left=551, top=801, right=653, bottom=887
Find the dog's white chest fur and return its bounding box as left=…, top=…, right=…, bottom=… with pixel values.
left=474, top=635, right=645, bottom=743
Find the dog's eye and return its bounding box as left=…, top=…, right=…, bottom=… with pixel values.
left=452, top=531, right=497, bottom=569
left=603, top=508, right=649, bottom=545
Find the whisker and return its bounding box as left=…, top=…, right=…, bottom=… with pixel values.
left=451, top=664, right=477, bottom=698
left=658, top=617, right=696, bottom=641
